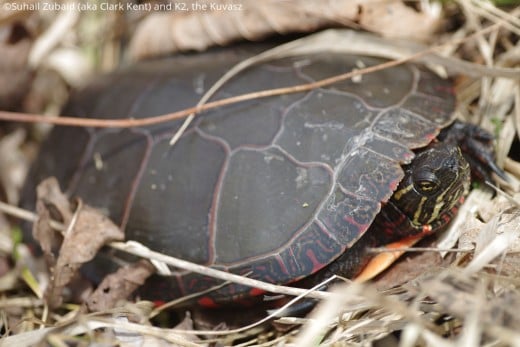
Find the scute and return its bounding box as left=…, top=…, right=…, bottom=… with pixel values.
left=215, top=147, right=332, bottom=264
left=275, top=89, right=378, bottom=167
left=198, top=64, right=304, bottom=149
left=318, top=188, right=380, bottom=246
left=373, top=108, right=439, bottom=148
left=337, top=147, right=404, bottom=202
left=128, top=132, right=227, bottom=263
left=401, top=94, right=456, bottom=127
left=67, top=129, right=149, bottom=222
left=282, top=221, right=343, bottom=277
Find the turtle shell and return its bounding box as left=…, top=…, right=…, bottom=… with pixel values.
left=22, top=46, right=456, bottom=303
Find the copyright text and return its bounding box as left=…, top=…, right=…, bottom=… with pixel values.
left=2, top=1, right=244, bottom=12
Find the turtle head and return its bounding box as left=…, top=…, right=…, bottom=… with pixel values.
left=390, top=142, right=471, bottom=227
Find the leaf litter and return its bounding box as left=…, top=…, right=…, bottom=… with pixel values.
left=32, top=178, right=125, bottom=308
left=129, top=0, right=445, bottom=60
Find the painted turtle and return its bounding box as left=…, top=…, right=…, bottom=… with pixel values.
left=22, top=46, right=499, bottom=306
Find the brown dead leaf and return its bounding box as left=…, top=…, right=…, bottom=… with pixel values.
left=457, top=214, right=483, bottom=252
left=32, top=177, right=125, bottom=308
left=130, top=0, right=442, bottom=60
left=419, top=272, right=520, bottom=330
left=169, top=313, right=206, bottom=346
left=0, top=21, right=33, bottom=110
left=33, top=177, right=72, bottom=264
left=47, top=203, right=125, bottom=307
left=358, top=1, right=441, bottom=41
left=86, top=260, right=155, bottom=312
left=494, top=253, right=520, bottom=278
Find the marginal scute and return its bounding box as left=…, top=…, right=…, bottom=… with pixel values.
left=401, top=94, right=455, bottom=127
left=180, top=270, right=230, bottom=299
left=415, top=67, right=455, bottom=103
left=183, top=255, right=292, bottom=299
left=230, top=254, right=290, bottom=284
left=373, top=108, right=439, bottom=148
left=337, top=147, right=404, bottom=202
left=318, top=188, right=380, bottom=247
left=281, top=222, right=343, bottom=279
left=362, top=136, right=414, bottom=163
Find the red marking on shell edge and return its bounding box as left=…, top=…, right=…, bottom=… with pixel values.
left=198, top=297, right=220, bottom=308
left=249, top=287, right=265, bottom=297
left=153, top=300, right=166, bottom=307
left=426, top=132, right=437, bottom=141
left=342, top=215, right=369, bottom=232
left=306, top=249, right=323, bottom=273
left=388, top=177, right=401, bottom=192
left=436, top=85, right=456, bottom=95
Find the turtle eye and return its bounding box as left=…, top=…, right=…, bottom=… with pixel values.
left=413, top=171, right=440, bottom=194
left=416, top=180, right=439, bottom=192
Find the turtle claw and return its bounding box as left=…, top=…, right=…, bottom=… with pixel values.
left=438, top=120, right=507, bottom=182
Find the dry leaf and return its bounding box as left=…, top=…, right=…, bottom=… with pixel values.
left=86, top=260, right=155, bottom=312
left=162, top=313, right=205, bottom=346
left=130, top=0, right=354, bottom=59
left=0, top=21, right=33, bottom=110
left=359, top=1, right=441, bottom=41
left=478, top=195, right=518, bottom=222
left=131, top=0, right=442, bottom=60
left=494, top=253, right=520, bottom=278
left=47, top=204, right=126, bottom=307
left=32, top=177, right=125, bottom=308
left=420, top=273, right=520, bottom=330
left=33, top=177, right=72, bottom=265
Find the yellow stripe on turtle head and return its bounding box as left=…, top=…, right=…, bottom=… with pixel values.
left=393, top=184, right=414, bottom=201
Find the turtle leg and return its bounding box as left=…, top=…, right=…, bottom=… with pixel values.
left=353, top=232, right=425, bottom=282
left=438, top=120, right=507, bottom=182
left=297, top=228, right=413, bottom=286
left=352, top=192, right=464, bottom=282
left=271, top=231, right=422, bottom=317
